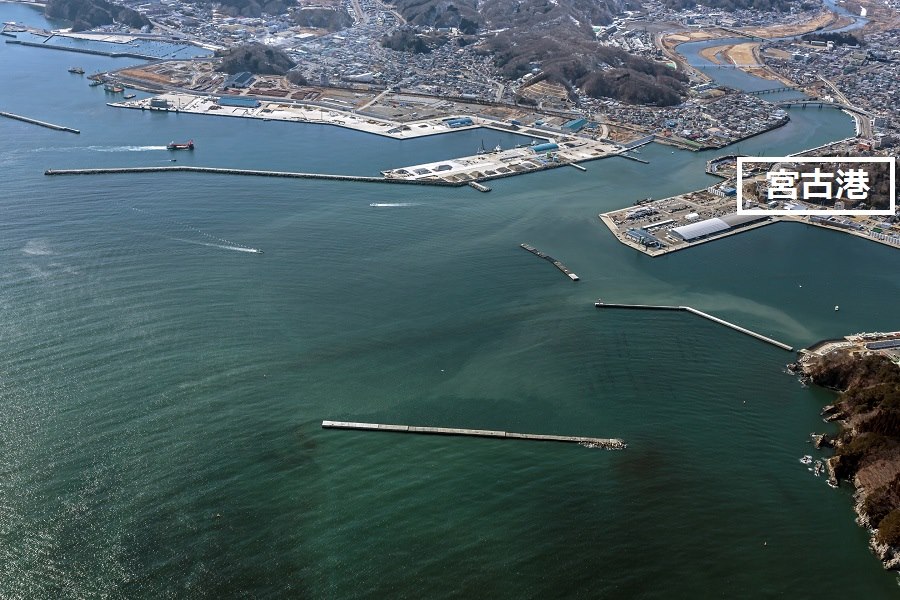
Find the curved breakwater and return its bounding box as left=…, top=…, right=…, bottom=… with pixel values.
left=594, top=301, right=794, bottom=351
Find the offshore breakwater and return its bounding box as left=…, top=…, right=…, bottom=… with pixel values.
left=594, top=300, right=794, bottom=351
left=41, top=164, right=616, bottom=191
left=322, top=421, right=626, bottom=449
left=0, top=110, right=79, bottom=133
left=43, top=166, right=475, bottom=188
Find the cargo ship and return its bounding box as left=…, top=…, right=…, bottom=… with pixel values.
left=104, top=82, right=124, bottom=93
left=68, top=66, right=84, bottom=74
left=166, top=140, right=194, bottom=150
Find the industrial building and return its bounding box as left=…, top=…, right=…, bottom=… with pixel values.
left=531, top=142, right=559, bottom=153
left=222, top=71, right=254, bottom=89
left=626, top=228, right=665, bottom=248
left=443, top=117, right=474, bottom=128
left=866, top=340, right=900, bottom=351
left=216, top=96, right=261, bottom=109
left=670, top=213, right=768, bottom=242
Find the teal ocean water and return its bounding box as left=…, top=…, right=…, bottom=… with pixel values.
left=2, top=4, right=899, bottom=598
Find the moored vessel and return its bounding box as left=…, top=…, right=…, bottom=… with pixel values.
left=166, top=140, right=194, bottom=150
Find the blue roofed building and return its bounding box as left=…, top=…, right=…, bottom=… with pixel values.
left=531, top=142, right=559, bottom=153
left=563, top=118, right=587, bottom=132
left=443, top=117, right=474, bottom=128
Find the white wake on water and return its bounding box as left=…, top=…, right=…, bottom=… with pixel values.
left=22, top=240, right=53, bottom=256
left=88, top=145, right=169, bottom=152
left=170, top=239, right=263, bottom=254
left=30, top=145, right=168, bottom=154
left=125, top=206, right=262, bottom=255
left=369, top=202, right=419, bottom=207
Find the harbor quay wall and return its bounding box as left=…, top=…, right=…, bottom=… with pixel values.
left=4, top=39, right=159, bottom=60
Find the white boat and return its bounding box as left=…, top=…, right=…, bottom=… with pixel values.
left=835, top=305, right=840, bottom=311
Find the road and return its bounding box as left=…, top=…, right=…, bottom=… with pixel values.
left=818, top=74, right=872, bottom=138
left=350, top=0, right=368, bottom=24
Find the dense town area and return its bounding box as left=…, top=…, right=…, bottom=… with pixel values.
left=9, top=0, right=896, bottom=156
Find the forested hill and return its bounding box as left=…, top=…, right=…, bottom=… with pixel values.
left=180, top=0, right=295, bottom=18
left=663, top=0, right=794, bottom=9
left=45, top=0, right=150, bottom=32
left=215, top=43, right=296, bottom=75
left=387, top=0, right=623, bottom=30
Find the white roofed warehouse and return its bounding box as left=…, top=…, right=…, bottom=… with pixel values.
left=670, top=214, right=769, bottom=243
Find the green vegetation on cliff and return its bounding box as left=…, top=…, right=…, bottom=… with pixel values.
left=807, top=353, right=900, bottom=562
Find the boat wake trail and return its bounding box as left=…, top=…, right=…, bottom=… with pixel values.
left=369, top=202, right=420, bottom=208
left=88, top=145, right=169, bottom=152
left=126, top=206, right=263, bottom=255
left=30, top=145, right=167, bottom=154
left=170, top=239, right=264, bottom=254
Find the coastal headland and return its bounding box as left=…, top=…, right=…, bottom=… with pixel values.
left=795, top=335, right=900, bottom=569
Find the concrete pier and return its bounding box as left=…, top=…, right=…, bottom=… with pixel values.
left=0, top=111, right=80, bottom=134
left=322, top=421, right=626, bottom=449
left=594, top=300, right=793, bottom=351
left=520, top=243, right=579, bottom=281
left=618, top=153, right=650, bottom=164
left=44, top=166, right=467, bottom=187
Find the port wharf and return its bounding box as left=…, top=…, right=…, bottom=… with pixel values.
left=321, top=421, right=626, bottom=449
left=0, top=110, right=79, bottom=133
left=112, top=92, right=560, bottom=143
left=594, top=300, right=794, bottom=352
left=4, top=38, right=164, bottom=60
left=106, top=93, right=624, bottom=184
left=519, top=244, right=579, bottom=281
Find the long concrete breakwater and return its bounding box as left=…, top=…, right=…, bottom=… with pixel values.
left=322, top=421, right=626, bottom=449
left=594, top=301, right=794, bottom=351
left=1, top=111, right=79, bottom=134
left=44, top=166, right=469, bottom=187
left=520, top=243, right=579, bottom=281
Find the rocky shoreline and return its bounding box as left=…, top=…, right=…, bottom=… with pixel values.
left=791, top=350, right=900, bottom=570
